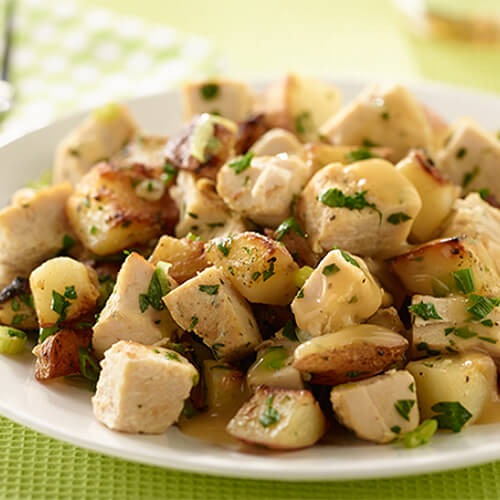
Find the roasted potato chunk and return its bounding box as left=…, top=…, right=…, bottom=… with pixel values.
left=149, top=235, right=208, bottom=283
left=0, top=277, right=37, bottom=330
left=109, top=133, right=168, bottom=172
left=250, top=128, right=302, bottom=157
left=226, top=386, right=327, bottom=449
left=291, top=249, right=383, bottom=336
left=330, top=370, right=419, bottom=443
left=407, top=352, right=497, bottom=430
left=293, top=324, right=408, bottom=385
left=66, top=162, right=178, bottom=255
left=29, top=257, right=99, bottom=327
left=164, top=266, right=262, bottom=361
left=53, top=103, right=137, bottom=185
left=396, top=149, right=459, bottom=243
left=33, top=328, right=92, bottom=380
left=366, top=307, right=406, bottom=337
left=206, top=232, right=299, bottom=305
left=391, top=236, right=500, bottom=297
left=261, top=73, right=342, bottom=142
left=297, top=159, right=421, bottom=257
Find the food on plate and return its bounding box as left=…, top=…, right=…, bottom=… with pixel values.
left=3, top=75, right=500, bottom=453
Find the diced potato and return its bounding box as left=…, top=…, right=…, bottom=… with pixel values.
left=182, top=78, right=254, bottom=122
left=409, top=294, right=500, bottom=359
left=297, top=159, right=421, bottom=257
left=149, top=235, right=208, bottom=284
left=206, top=232, right=299, bottom=305
left=165, top=113, right=237, bottom=180
left=293, top=324, right=408, bottom=385
left=29, top=257, right=99, bottom=327
left=164, top=266, right=262, bottom=361
left=109, top=133, right=168, bottom=172
left=366, top=307, right=406, bottom=337
left=217, top=154, right=312, bottom=228
left=226, top=385, right=327, bottom=449
left=261, top=73, right=342, bottom=142
left=330, top=370, right=419, bottom=443
left=92, top=341, right=198, bottom=434
left=0, top=296, right=37, bottom=331
left=92, top=253, right=178, bottom=358
left=391, top=236, right=500, bottom=297
left=250, top=128, right=302, bottom=156
left=291, top=249, right=383, bottom=336
left=320, top=83, right=434, bottom=161
left=437, top=119, right=500, bottom=198
left=170, top=171, right=247, bottom=240
left=53, top=103, right=137, bottom=185
left=407, top=352, right=497, bottom=429
left=441, top=193, right=500, bottom=274
left=33, top=327, right=92, bottom=380
left=0, top=183, right=73, bottom=286
left=202, top=360, right=248, bottom=412
left=396, top=149, right=460, bottom=243
left=66, top=162, right=178, bottom=255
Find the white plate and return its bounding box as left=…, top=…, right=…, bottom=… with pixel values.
left=1, top=78, right=500, bottom=481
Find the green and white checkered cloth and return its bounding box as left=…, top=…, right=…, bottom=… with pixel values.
left=0, top=0, right=222, bottom=145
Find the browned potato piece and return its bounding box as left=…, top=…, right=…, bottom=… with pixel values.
left=391, top=236, right=500, bottom=297
left=366, top=307, right=406, bottom=337
left=293, top=324, right=408, bottom=385
left=206, top=232, right=299, bottom=305
left=33, top=328, right=92, bottom=381
left=66, top=162, right=178, bottom=255
left=0, top=297, right=37, bottom=330
left=226, top=385, right=327, bottom=449
left=149, top=235, right=208, bottom=284
left=109, top=133, right=168, bottom=172
left=234, top=114, right=270, bottom=155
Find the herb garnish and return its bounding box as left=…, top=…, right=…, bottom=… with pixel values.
left=295, top=111, right=312, bottom=135
left=340, top=250, right=360, bottom=269
left=322, top=263, right=340, bottom=276
left=189, top=316, right=198, bottom=330
left=462, top=166, right=479, bottom=188
left=319, top=188, right=382, bottom=222
left=199, top=284, right=219, bottom=295
left=259, top=394, right=281, bottom=428
left=262, top=346, right=288, bottom=370
left=402, top=419, right=438, bottom=448
left=200, top=83, right=219, bottom=100
left=275, top=217, right=306, bottom=241
left=394, top=400, right=415, bottom=421
left=217, top=237, right=232, bottom=257
left=228, top=151, right=253, bottom=174
left=387, top=212, right=411, bottom=225
left=466, top=294, right=500, bottom=320
left=78, top=346, right=101, bottom=391
left=344, top=148, right=376, bottom=163
left=453, top=268, right=475, bottom=294
left=282, top=320, right=298, bottom=341
left=456, top=147, right=467, bottom=159
left=416, top=342, right=440, bottom=356
left=139, top=268, right=171, bottom=312
left=263, top=258, right=276, bottom=281
left=408, top=301, right=443, bottom=321
left=162, top=163, right=177, bottom=183
left=431, top=401, right=472, bottom=432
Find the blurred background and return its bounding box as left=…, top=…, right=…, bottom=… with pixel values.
left=0, top=0, right=499, bottom=142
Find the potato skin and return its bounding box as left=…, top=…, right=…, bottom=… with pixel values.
left=33, top=328, right=92, bottom=380
left=206, top=232, right=299, bottom=305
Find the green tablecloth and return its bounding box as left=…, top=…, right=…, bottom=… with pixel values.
left=1, top=1, right=500, bottom=499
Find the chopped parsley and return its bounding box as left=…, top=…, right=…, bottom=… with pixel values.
left=408, top=301, right=443, bottom=321
left=402, top=419, right=438, bottom=448
left=189, top=316, right=198, bottom=330
left=449, top=326, right=478, bottom=339
left=57, top=234, right=75, bottom=256
left=217, top=238, right=232, bottom=257
left=466, top=294, right=500, bottom=320
left=275, top=217, right=306, bottom=241
left=416, top=342, right=440, bottom=356
left=344, top=148, right=376, bottom=163
left=207, top=221, right=225, bottom=228
left=39, top=326, right=59, bottom=343
left=162, top=163, right=177, bottom=183
left=78, top=346, right=101, bottom=391
left=200, top=83, right=219, bottom=100
left=252, top=271, right=261, bottom=281
left=188, top=212, right=198, bottom=219
left=322, top=263, right=340, bottom=276
left=51, top=290, right=71, bottom=322
left=479, top=336, right=497, bottom=344
left=12, top=314, right=27, bottom=325
left=381, top=111, right=390, bottom=120
left=431, top=401, right=472, bottom=432
left=138, top=268, right=171, bottom=312
left=295, top=111, right=312, bottom=135
left=263, top=258, right=276, bottom=281
left=199, top=284, right=219, bottom=295
left=282, top=320, right=298, bottom=341
left=165, top=351, right=180, bottom=362
left=394, top=400, right=415, bottom=421
left=481, top=319, right=494, bottom=327
left=11, top=298, right=19, bottom=312
left=391, top=426, right=401, bottom=434
left=409, top=382, right=415, bottom=393
left=477, top=188, right=490, bottom=201
left=228, top=151, right=253, bottom=174
left=452, top=268, right=475, bottom=294
left=259, top=394, right=281, bottom=428
left=387, top=212, right=412, bottom=225
left=296, top=288, right=304, bottom=299
left=319, top=188, right=382, bottom=222
left=462, top=166, right=479, bottom=188
left=456, top=147, right=467, bottom=159
left=340, top=250, right=360, bottom=269
left=362, top=138, right=379, bottom=148
left=64, top=286, right=77, bottom=300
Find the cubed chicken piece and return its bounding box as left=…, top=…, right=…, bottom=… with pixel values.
left=396, top=149, right=460, bottom=243
left=182, top=78, right=254, bottom=122
left=437, top=119, right=500, bottom=198
left=291, top=249, right=383, bottom=337
left=407, top=352, right=497, bottom=431
left=205, top=232, right=299, bottom=305
left=226, top=385, right=327, bottom=449
left=320, top=83, right=434, bottom=161
left=33, top=327, right=92, bottom=380
left=163, top=266, right=262, bottom=361
left=250, top=128, right=302, bottom=156
left=66, top=162, right=178, bottom=255
left=391, top=236, right=500, bottom=297
left=330, top=370, right=419, bottom=443
left=217, top=154, right=311, bottom=228
left=409, top=294, right=500, bottom=359
left=92, top=253, right=178, bottom=358
left=30, top=257, right=99, bottom=327
left=53, top=103, right=137, bottom=185
left=293, top=324, right=408, bottom=385
left=165, top=113, right=237, bottom=180
left=203, top=360, right=248, bottom=412
left=366, top=307, right=406, bottom=337
left=441, top=193, right=500, bottom=274
left=261, top=73, right=342, bottom=142
left=109, top=133, right=168, bottom=172
left=149, top=235, right=208, bottom=284
left=92, top=341, right=198, bottom=434
left=170, top=171, right=247, bottom=240
left=0, top=183, right=73, bottom=286
left=297, top=159, right=421, bottom=257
